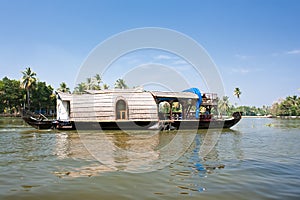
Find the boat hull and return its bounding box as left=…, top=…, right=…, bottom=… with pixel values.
left=22, top=116, right=53, bottom=130
left=23, top=112, right=242, bottom=131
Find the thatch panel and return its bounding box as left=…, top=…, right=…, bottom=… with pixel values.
left=127, top=100, right=157, bottom=106
left=65, top=91, right=159, bottom=121
left=71, top=103, right=114, bottom=109
left=71, top=94, right=113, bottom=101
left=70, top=117, right=112, bottom=121
left=129, top=109, right=157, bottom=114
left=71, top=110, right=114, bottom=117
left=71, top=115, right=157, bottom=121
left=130, top=114, right=158, bottom=120
left=70, top=118, right=98, bottom=122
left=70, top=113, right=97, bottom=118
left=70, top=106, right=114, bottom=112
left=129, top=105, right=158, bottom=110
left=72, top=99, right=114, bottom=105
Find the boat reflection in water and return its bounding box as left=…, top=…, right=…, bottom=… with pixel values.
left=54, top=129, right=203, bottom=176
left=77, top=129, right=199, bottom=173
left=53, top=128, right=243, bottom=178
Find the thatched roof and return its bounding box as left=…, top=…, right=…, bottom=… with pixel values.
left=150, top=91, right=198, bottom=99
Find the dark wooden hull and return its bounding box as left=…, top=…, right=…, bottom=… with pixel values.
left=57, top=112, right=242, bottom=130
left=22, top=116, right=53, bottom=130
left=169, top=115, right=241, bottom=130
left=24, top=112, right=242, bottom=131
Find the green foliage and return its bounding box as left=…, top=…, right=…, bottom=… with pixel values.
left=271, top=95, right=300, bottom=116
left=0, top=68, right=55, bottom=115
left=57, top=82, right=70, bottom=93
left=73, top=76, right=129, bottom=93
left=234, top=87, right=242, bottom=99
left=74, top=74, right=109, bottom=93
left=21, top=67, right=37, bottom=109
left=232, top=87, right=242, bottom=114
left=0, top=77, right=24, bottom=114
left=217, top=95, right=272, bottom=116
left=103, top=83, right=110, bottom=89
left=114, top=79, right=128, bottom=89
left=230, top=105, right=271, bottom=116
left=31, top=82, right=55, bottom=114
left=21, top=67, right=36, bottom=90
left=218, top=96, right=230, bottom=115
left=74, top=82, right=86, bottom=94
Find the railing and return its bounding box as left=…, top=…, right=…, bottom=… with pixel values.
left=202, top=93, right=218, bottom=106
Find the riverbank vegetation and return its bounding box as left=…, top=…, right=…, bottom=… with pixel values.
left=0, top=68, right=129, bottom=115
left=0, top=67, right=299, bottom=117
left=216, top=95, right=300, bottom=117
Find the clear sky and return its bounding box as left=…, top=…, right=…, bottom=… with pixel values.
left=0, top=0, right=299, bottom=107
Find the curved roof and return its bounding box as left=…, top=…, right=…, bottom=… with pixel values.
left=150, top=91, right=198, bottom=99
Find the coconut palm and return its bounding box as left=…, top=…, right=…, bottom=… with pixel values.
left=86, top=78, right=93, bottom=90
left=103, top=83, right=110, bottom=89
left=57, top=82, right=70, bottom=93
left=286, top=95, right=298, bottom=116
left=21, top=67, right=37, bottom=110
left=234, top=87, right=242, bottom=100
left=73, top=82, right=86, bottom=94
left=114, top=79, right=128, bottom=89
left=86, top=77, right=100, bottom=90
left=218, top=96, right=230, bottom=116
left=94, top=74, right=102, bottom=89
left=234, top=87, right=242, bottom=114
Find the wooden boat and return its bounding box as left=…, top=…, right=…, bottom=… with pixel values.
left=22, top=110, right=75, bottom=130
left=23, top=88, right=242, bottom=130
left=22, top=114, right=53, bottom=130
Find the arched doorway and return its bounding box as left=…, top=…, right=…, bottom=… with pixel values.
left=116, top=99, right=128, bottom=120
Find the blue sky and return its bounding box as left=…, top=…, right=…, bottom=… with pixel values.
left=0, top=0, right=300, bottom=107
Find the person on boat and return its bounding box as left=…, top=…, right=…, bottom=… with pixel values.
left=202, top=94, right=207, bottom=102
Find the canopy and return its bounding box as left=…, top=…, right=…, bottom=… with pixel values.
left=150, top=91, right=198, bottom=101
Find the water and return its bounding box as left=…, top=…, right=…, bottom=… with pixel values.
left=1, top=117, right=300, bottom=199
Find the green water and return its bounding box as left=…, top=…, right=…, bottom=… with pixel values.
left=1, top=117, right=300, bottom=199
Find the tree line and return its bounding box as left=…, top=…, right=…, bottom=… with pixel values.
left=0, top=68, right=56, bottom=115
left=0, top=67, right=129, bottom=115
left=217, top=93, right=300, bottom=117
left=0, top=67, right=299, bottom=117
left=269, top=95, right=300, bottom=116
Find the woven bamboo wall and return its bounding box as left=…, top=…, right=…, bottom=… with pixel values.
left=59, top=91, right=158, bottom=121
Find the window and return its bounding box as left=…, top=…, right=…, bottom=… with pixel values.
left=116, top=99, right=127, bottom=120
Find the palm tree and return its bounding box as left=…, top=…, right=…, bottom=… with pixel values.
left=94, top=74, right=102, bottom=89
left=21, top=67, right=37, bottom=110
left=286, top=95, right=298, bottom=116
left=73, top=82, right=86, bottom=94
left=234, top=87, right=242, bottom=115
left=218, top=96, right=230, bottom=116
left=57, top=82, right=70, bottom=93
left=234, top=87, right=242, bottom=100
left=103, top=83, right=110, bottom=89
left=114, top=79, right=128, bottom=89
left=86, top=78, right=93, bottom=90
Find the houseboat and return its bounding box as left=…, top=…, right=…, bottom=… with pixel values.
left=23, top=87, right=242, bottom=130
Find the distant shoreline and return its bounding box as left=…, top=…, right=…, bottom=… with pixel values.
left=0, top=113, right=55, bottom=118
left=0, top=113, right=21, bottom=117
left=242, top=116, right=272, bottom=118
left=1, top=114, right=300, bottom=119
left=242, top=115, right=300, bottom=119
